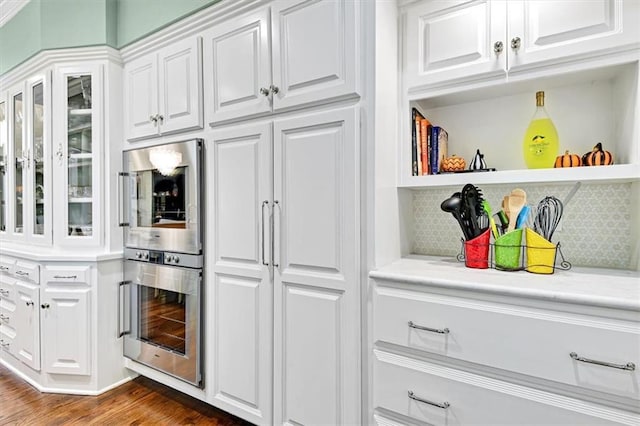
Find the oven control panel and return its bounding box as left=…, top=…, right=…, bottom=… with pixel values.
left=125, top=248, right=202, bottom=269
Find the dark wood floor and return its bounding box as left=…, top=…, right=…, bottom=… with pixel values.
left=0, top=363, right=253, bottom=425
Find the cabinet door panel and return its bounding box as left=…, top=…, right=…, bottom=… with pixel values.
left=404, top=0, right=507, bottom=90
left=208, top=122, right=272, bottom=424
left=158, top=37, right=202, bottom=135
left=14, top=281, right=40, bottom=370
left=204, top=7, right=271, bottom=124
left=271, top=0, right=358, bottom=110
left=508, top=0, right=640, bottom=72
left=273, top=107, right=360, bottom=425
left=125, top=55, right=159, bottom=140
left=41, top=288, right=90, bottom=375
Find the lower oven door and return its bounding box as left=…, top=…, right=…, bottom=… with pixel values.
left=123, top=260, right=202, bottom=387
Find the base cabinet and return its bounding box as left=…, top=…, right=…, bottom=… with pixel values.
left=371, top=272, right=640, bottom=425
left=0, top=254, right=130, bottom=394
left=41, top=285, right=90, bottom=376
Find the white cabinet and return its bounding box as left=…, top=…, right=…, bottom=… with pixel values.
left=398, top=0, right=640, bottom=188
left=203, top=0, right=358, bottom=124
left=208, top=107, right=360, bottom=425
left=14, top=279, right=40, bottom=370
left=124, top=37, right=203, bottom=140
left=404, top=0, right=640, bottom=90
left=370, top=262, right=640, bottom=425
left=41, top=286, right=90, bottom=376
left=3, top=73, right=52, bottom=244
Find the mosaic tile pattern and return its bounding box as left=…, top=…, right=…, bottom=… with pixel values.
left=413, top=182, right=636, bottom=270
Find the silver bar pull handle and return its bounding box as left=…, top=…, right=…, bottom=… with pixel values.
left=272, top=200, right=280, bottom=268
left=53, top=275, right=77, bottom=280
left=408, top=321, right=450, bottom=335
left=261, top=200, right=270, bottom=266
left=118, top=280, right=131, bottom=338
left=118, top=172, right=129, bottom=227
left=570, top=352, right=635, bottom=371
left=0, top=266, right=9, bottom=271
left=408, top=391, right=450, bottom=409
left=15, top=270, right=29, bottom=277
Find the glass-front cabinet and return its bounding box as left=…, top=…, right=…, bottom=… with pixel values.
left=3, top=75, right=50, bottom=244
left=53, top=65, right=101, bottom=246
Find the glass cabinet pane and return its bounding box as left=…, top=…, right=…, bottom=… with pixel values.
left=0, top=101, right=6, bottom=232
left=32, top=83, right=44, bottom=235
left=13, top=93, right=23, bottom=234
left=67, top=75, right=93, bottom=237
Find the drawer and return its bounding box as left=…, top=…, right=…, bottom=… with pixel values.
left=14, top=261, right=40, bottom=284
left=0, top=275, right=15, bottom=300
left=373, top=284, right=640, bottom=401
left=0, top=325, right=16, bottom=357
left=0, top=256, right=15, bottom=275
left=0, top=303, right=15, bottom=327
left=43, top=265, right=90, bottom=286
left=374, top=350, right=638, bottom=425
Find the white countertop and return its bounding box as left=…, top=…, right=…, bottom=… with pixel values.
left=370, top=255, right=640, bottom=312
left=0, top=243, right=123, bottom=262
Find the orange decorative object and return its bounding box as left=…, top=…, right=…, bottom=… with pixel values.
left=554, top=150, right=581, bottom=168
left=441, top=155, right=466, bottom=172
left=582, top=142, right=613, bottom=166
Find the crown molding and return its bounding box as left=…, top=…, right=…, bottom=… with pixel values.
left=119, top=0, right=268, bottom=62
left=0, top=0, right=30, bottom=28
left=0, top=45, right=122, bottom=89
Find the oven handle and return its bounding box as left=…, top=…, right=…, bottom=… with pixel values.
left=118, top=280, right=131, bottom=337
left=118, top=172, right=130, bottom=227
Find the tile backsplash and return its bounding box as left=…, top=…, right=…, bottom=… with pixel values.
left=413, top=182, right=636, bottom=270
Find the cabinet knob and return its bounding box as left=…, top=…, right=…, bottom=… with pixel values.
left=493, top=41, right=504, bottom=54
left=269, top=84, right=279, bottom=95
left=150, top=115, right=158, bottom=123
left=259, top=87, right=270, bottom=96
left=41, top=303, right=50, bottom=309
left=511, top=36, right=521, bottom=50
left=157, top=114, right=164, bottom=124
left=26, top=301, right=34, bottom=307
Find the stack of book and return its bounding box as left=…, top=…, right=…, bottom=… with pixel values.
left=411, top=108, right=448, bottom=176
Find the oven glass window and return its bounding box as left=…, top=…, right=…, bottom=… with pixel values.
left=135, top=166, right=187, bottom=229
left=139, top=286, right=186, bottom=355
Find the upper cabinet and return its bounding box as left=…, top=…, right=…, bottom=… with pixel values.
left=3, top=74, right=52, bottom=245
left=399, top=0, right=640, bottom=188
left=52, top=65, right=102, bottom=247
left=404, top=0, right=640, bottom=92
left=203, top=0, right=359, bottom=124
left=124, top=37, right=203, bottom=141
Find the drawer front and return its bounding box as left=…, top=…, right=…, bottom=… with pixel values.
left=374, top=350, right=638, bottom=425
left=14, top=261, right=40, bottom=284
left=0, top=256, right=15, bottom=275
left=0, top=303, right=15, bottom=328
left=42, top=265, right=90, bottom=286
left=374, top=284, right=640, bottom=400
left=0, top=321, right=16, bottom=357
left=0, top=275, right=15, bottom=300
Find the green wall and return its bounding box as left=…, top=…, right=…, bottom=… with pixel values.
left=0, top=0, right=219, bottom=76
left=117, top=0, right=219, bottom=48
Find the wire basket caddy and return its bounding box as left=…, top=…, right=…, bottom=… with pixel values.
left=456, top=228, right=571, bottom=274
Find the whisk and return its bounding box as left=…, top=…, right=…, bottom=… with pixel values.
left=533, top=196, right=564, bottom=242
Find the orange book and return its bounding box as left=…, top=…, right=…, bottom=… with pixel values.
left=420, top=118, right=431, bottom=175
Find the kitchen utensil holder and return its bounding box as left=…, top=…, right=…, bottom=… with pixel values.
left=457, top=228, right=571, bottom=274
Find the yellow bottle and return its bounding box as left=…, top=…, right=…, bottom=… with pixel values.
left=523, top=91, right=559, bottom=169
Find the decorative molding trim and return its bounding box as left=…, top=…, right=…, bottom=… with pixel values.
left=119, top=0, right=267, bottom=62
left=0, top=45, right=122, bottom=89
left=0, top=0, right=30, bottom=28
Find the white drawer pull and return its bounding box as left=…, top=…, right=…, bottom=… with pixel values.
left=408, top=320, right=449, bottom=335
left=0, top=266, right=9, bottom=271
left=15, top=270, right=29, bottom=276
left=408, top=391, right=450, bottom=409
left=53, top=275, right=77, bottom=280
left=570, top=352, right=635, bottom=371
left=0, top=289, right=9, bottom=296
left=0, top=314, right=8, bottom=322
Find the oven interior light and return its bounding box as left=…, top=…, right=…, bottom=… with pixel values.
left=149, top=147, right=182, bottom=176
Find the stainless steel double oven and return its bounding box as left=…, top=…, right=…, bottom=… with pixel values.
left=119, top=139, right=203, bottom=387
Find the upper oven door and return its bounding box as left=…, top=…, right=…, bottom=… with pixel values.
left=123, top=139, right=203, bottom=254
